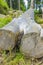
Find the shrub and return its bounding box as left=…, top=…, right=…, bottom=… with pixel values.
left=34, top=9, right=42, bottom=14
left=34, top=10, right=42, bottom=18
left=34, top=10, right=39, bottom=14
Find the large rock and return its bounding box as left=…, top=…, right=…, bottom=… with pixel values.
left=20, top=33, right=39, bottom=57
left=0, top=18, right=20, bottom=50
left=18, top=8, right=43, bottom=58
left=20, top=34, right=43, bottom=58
left=0, top=7, right=42, bottom=59
left=20, top=23, right=43, bottom=58
left=0, top=8, right=35, bottom=50
left=0, top=29, right=20, bottom=50
left=33, top=38, right=43, bottom=58
left=19, top=9, right=42, bottom=58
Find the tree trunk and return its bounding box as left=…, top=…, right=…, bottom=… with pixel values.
left=36, top=4, right=37, bottom=10
left=42, top=11, right=43, bottom=18
left=18, top=0, right=20, bottom=10
left=30, top=0, right=34, bottom=9
left=10, top=0, right=12, bottom=8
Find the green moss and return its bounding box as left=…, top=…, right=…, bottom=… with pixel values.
left=0, top=16, right=12, bottom=28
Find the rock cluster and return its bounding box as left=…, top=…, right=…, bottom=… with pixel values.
left=0, top=8, right=43, bottom=58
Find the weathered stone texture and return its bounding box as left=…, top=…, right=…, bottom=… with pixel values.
left=0, top=8, right=43, bottom=59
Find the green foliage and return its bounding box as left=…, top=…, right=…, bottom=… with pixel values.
left=20, top=4, right=26, bottom=12
left=35, top=0, right=41, bottom=4
left=6, top=0, right=10, bottom=8
left=6, top=0, right=26, bottom=12
left=34, top=10, right=42, bottom=17
left=34, top=9, right=43, bottom=24
left=0, top=16, right=12, bottom=28
left=0, top=0, right=9, bottom=14
left=34, top=10, right=42, bottom=15
left=34, top=10, right=39, bottom=14
left=35, top=14, right=43, bottom=24
left=20, top=0, right=26, bottom=12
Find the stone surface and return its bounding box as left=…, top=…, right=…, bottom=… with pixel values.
left=0, top=29, right=16, bottom=50
left=0, top=18, right=20, bottom=50
left=20, top=33, right=40, bottom=58
left=3, top=18, right=19, bottom=33
left=33, top=38, right=43, bottom=58
left=20, top=29, right=43, bottom=58
left=0, top=8, right=35, bottom=50
left=0, top=7, right=43, bottom=59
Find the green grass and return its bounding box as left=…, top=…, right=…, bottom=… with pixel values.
left=0, top=16, right=12, bottom=28
left=0, top=48, right=41, bottom=65
left=0, top=50, right=42, bottom=65
left=0, top=50, right=31, bottom=65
